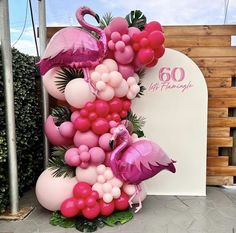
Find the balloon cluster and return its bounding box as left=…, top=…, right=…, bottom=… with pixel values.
left=36, top=6, right=165, bottom=221
left=72, top=98, right=131, bottom=135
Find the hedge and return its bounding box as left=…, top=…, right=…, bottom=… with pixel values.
left=0, top=47, right=44, bottom=213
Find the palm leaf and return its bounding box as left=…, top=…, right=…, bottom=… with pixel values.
left=136, top=69, right=146, bottom=98
left=48, top=146, right=75, bottom=178
left=100, top=12, right=113, bottom=29
left=51, top=106, right=71, bottom=126
left=126, top=111, right=145, bottom=133
left=125, top=10, right=146, bottom=30
left=55, top=67, right=84, bottom=93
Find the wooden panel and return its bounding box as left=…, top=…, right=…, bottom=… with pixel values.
left=208, top=88, right=236, bottom=98
left=208, top=117, right=236, bottom=127
left=193, top=57, right=236, bottom=68
left=208, top=127, right=230, bottom=137
left=207, top=166, right=236, bottom=176
left=165, top=36, right=231, bottom=47
left=208, top=108, right=228, bottom=118
left=207, top=147, right=219, bottom=157
left=207, top=156, right=229, bottom=167
left=173, top=47, right=236, bottom=58
left=200, top=67, right=236, bottom=78
left=164, top=25, right=236, bottom=36
left=207, top=176, right=234, bottom=185
left=208, top=98, right=236, bottom=108
left=205, top=78, right=231, bottom=88
left=208, top=137, right=233, bottom=147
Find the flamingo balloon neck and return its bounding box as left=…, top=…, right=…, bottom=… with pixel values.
left=76, top=7, right=107, bottom=53
left=110, top=129, right=131, bottom=180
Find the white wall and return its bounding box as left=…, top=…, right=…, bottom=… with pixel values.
left=132, top=48, right=208, bottom=196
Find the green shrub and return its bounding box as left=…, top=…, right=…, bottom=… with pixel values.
left=0, top=47, right=43, bottom=213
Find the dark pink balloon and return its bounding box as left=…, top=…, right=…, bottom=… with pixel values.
left=60, top=197, right=79, bottom=217
left=137, top=48, right=154, bottom=65
left=91, top=118, right=110, bottom=135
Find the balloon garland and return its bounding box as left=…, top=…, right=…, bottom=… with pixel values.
left=36, top=6, right=176, bottom=231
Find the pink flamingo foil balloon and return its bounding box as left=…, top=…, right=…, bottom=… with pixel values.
left=109, top=125, right=176, bottom=212
left=38, top=6, right=107, bottom=87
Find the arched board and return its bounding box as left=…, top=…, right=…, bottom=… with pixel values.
left=132, top=48, right=208, bottom=196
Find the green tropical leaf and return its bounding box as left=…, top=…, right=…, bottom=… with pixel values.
left=55, top=67, right=84, bottom=93
left=126, top=111, right=145, bottom=136
left=100, top=12, right=113, bottom=29
left=125, top=10, right=147, bottom=30
left=50, top=211, right=76, bottom=228
left=51, top=106, right=71, bottom=126
left=75, top=217, right=105, bottom=232
left=48, top=146, right=75, bottom=178
left=103, top=210, right=133, bottom=226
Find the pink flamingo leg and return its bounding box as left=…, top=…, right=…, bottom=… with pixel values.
left=82, top=67, right=97, bottom=94
left=128, top=184, right=143, bottom=213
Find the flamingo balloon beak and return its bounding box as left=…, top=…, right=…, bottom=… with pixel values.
left=94, top=14, right=100, bottom=23
left=109, top=138, right=115, bottom=150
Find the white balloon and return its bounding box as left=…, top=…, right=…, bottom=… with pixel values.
left=76, top=165, right=97, bottom=185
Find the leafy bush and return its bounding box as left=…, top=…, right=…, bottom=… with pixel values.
left=0, top=47, right=43, bottom=213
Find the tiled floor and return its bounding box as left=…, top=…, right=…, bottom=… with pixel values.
left=1, top=186, right=236, bottom=233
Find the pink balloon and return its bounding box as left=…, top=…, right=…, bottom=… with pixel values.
left=118, top=64, right=134, bottom=80
left=90, top=147, right=105, bottom=165
left=109, top=17, right=128, bottom=34
left=60, top=197, right=79, bottom=217
left=45, top=116, right=73, bottom=146
left=95, top=100, right=110, bottom=117
left=91, top=118, right=110, bottom=135
left=36, top=169, right=77, bottom=211
left=73, top=130, right=99, bottom=148
left=42, top=67, right=66, bottom=101
left=99, top=133, right=112, bottom=151
left=148, top=31, right=165, bottom=48
left=76, top=166, right=98, bottom=185
left=80, top=151, right=91, bottom=162
left=128, top=27, right=141, bottom=38
left=78, top=145, right=89, bottom=153
left=65, top=148, right=81, bottom=166
left=111, top=31, right=121, bottom=42
left=114, top=45, right=134, bottom=65
left=137, top=48, right=154, bottom=65
left=59, top=121, right=76, bottom=138
left=115, top=41, right=125, bottom=52
left=64, top=79, right=96, bottom=109
left=71, top=111, right=80, bottom=123
left=108, top=71, right=123, bottom=88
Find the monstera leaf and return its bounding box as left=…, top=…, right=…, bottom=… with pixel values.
left=103, top=210, right=133, bottom=226
left=125, top=10, right=147, bottom=30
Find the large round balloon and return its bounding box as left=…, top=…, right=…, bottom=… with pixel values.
left=64, top=78, right=96, bottom=109
left=35, top=169, right=77, bottom=211
left=43, top=67, right=66, bottom=101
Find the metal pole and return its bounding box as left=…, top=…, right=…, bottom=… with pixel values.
left=38, top=0, right=49, bottom=168
left=0, top=0, right=19, bottom=214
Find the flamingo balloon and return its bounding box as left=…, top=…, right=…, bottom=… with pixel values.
left=38, top=6, right=107, bottom=86
left=109, top=125, right=176, bottom=213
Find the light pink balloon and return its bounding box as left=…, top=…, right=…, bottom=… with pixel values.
left=95, top=64, right=109, bottom=74
left=76, top=166, right=97, bottom=185
left=114, top=79, right=129, bottom=97
left=42, top=67, right=66, bottom=101
left=89, top=147, right=105, bottom=165
left=35, top=169, right=77, bottom=211
left=45, top=116, right=73, bottom=146
left=114, top=45, right=134, bottom=65
left=97, top=85, right=115, bottom=101
left=59, top=121, right=76, bottom=138
left=128, top=27, right=141, bottom=37
left=64, top=79, right=96, bottom=109
left=99, top=133, right=112, bottom=151
left=102, top=59, right=118, bottom=72
left=108, top=71, right=123, bottom=88
left=73, top=130, right=99, bottom=148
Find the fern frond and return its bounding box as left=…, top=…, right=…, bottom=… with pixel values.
left=51, top=106, right=71, bottom=126
left=55, top=67, right=84, bottom=93
left=100, top=12, right=113, bottom=29
left=126, top=111, right=145, bottom=133
left=48, top=146, right=75, bottom=178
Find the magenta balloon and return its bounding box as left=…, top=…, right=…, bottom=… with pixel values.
left=45, top=116, right=73, bottom=146
left=118, top=64, right=134, bottom=79
left=109, top=127, right=176, bottom=185
left=114, top=45, right=134, bottom=65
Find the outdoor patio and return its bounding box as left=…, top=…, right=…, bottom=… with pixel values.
left=1, top=186, right=236, bottom=233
